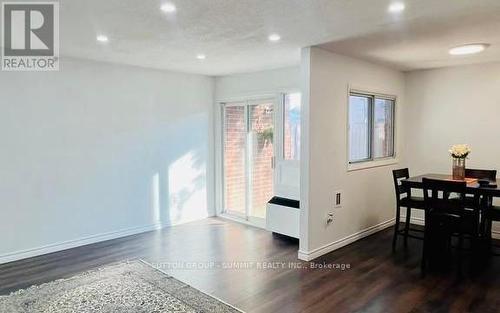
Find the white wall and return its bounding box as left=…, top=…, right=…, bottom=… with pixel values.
left=215, top=67, right=300, bottom=100
left=404, top=62, right=500, bottom=233
left=299, top=48, right=406, bottom=260
left=0, top=57, right=215, bottom=263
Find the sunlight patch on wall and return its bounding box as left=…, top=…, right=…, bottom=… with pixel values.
left=168, top=151, right=207, bottom=223
left=151, top=173, right=161, bottom=223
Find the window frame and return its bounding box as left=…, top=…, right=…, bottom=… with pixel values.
left=348, top=90, right=396, bottom=166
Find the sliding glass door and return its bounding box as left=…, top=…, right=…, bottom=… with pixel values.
left=222, top=99, right=275, bottom=224
left=248, top=102, right=275, bottom=219
left=223, top=104, right=247, bottom=217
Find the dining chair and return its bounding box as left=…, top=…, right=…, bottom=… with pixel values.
left=421, top=178, right=480, bottom=276
left=484, top=205, right=500, bottom=256
left=464, top=169, right=497, bottom=241
left=392, top=168, right=426, bottom=251
left=465, top=168, right=497, bottom=206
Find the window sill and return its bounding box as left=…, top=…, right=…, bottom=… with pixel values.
left=347, top=158, right=399, bottom=172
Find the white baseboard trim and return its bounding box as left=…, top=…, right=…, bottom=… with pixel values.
left=0, top=223, right=165, bottom=265
left=0, top=216, right=209, bottom=265
left=298, top=218, right=395, bottom=261
left=400, top=215, right=500, bottom=240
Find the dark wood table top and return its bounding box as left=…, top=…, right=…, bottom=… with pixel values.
left=402, top=173, right=500, bottom=197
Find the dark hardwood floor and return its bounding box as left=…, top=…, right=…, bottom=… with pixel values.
left=1, top=218, right=500, bottom=313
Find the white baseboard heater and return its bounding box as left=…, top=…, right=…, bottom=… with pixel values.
left=266, top=196, right=300, bottom=239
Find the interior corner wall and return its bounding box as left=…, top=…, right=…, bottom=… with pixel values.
left=0, top=57, right=215, bottom=263
left=299, top=47, right=406, bottom=260
left=403, top=62, right=500, bottom=235
left=299, top=47, right=312, bottom=254
left=214, top=67, right=301, bottom=100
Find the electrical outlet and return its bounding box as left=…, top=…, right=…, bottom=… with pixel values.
left=326, top=212, right=334, bottom=225
left=334, top=190, right=342, bottom=208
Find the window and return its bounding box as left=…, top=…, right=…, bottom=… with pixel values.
left=349, top=94, right=370, bottom=162
left=348, top=92, right=395, bottom=163
left=283, top=93, right=301, bottom=160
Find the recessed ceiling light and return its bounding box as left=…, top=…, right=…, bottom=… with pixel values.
left=388, top=2, right=405, bottom=13
left=96, top=35, right=109, bottom=43
left=196, top=54, right=206, bottom=60
left=449, top=44, right=490, bottom=55
left=268, top=34, right=281, bottom=42
left=161, top=2, right=176, bottom=13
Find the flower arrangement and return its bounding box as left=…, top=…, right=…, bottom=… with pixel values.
left=449, top=144, right=471, bottom=159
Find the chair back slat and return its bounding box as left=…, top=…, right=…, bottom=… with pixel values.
left=392, top=168, right=410, bottom=200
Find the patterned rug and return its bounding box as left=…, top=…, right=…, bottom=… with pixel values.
left=0, top=260, right=242, bottom=313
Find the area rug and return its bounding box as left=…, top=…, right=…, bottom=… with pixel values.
left=0, top=260, right=242, bottom=313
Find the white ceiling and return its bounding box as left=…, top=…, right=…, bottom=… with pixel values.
left=59, top=0, right=500, bottom=75
left=318, top=2, right=500, bottom=71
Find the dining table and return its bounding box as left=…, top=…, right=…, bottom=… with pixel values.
left=402, top=173, right=500, bottom=198
left=401, top=173, right=499, bottom=240
left=401, top=173, right=500, bottom=265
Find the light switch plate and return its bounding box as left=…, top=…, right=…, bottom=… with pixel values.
left=334, top=190, right=343, bottom=208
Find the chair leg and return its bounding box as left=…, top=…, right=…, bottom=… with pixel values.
left=487, top=219, right=493, bottom=255
left=457, top=233, right=464, bottom=279
left=393, top=205, right=401, bottom=252
left=480, top=212, right=486, bottom=238
left=404, top=207, right=412, bottom=248
left=421, top=219, right=428, bottom=277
